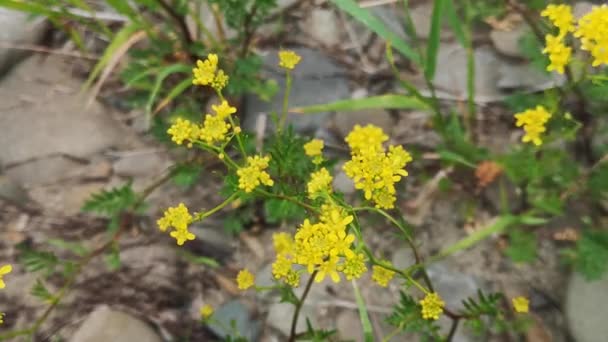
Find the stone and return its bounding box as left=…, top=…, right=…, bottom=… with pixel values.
left=113, top=152, right=170, bottom=177
left=266, top=302, right=315, bottom=337
left=120, top=244, right=177, bottom=288
left=497, top=63, right=565, bottom=91
left=5, top=156, right=84, bottom=185
left=302, top=9, right=341, bottom=46
left=333, top=108, right=394, bottom=139
left=333, top=169, right=355, bottom=196
left=336, top=310, right=363, bottom=342
left=490, top=24, right=530, bottom=59
left=0, top=175, right=32, bottom=208
left=370, top=5, right=407, bottom=40
left=432, top=45, right=506, bottom=103
left=69, top=305, right=162, bottom=342
left=391, top=247, right=416, bottom=270
left=565, top=272, right=608, bottom=342
left=573, top=2, right=594, bottom=19
left=29, top=181, right=106, bottom=215
left=0, top=56, right=138, bottom=165
left=406, top=2, right=451, bottom=40
left=426, top=262, right=482, bottom=311
left=243, top=48, right=350, bottom=134
left=0, top=9, right=47, bottom=76
left=207, top=300, right=261, bottom=341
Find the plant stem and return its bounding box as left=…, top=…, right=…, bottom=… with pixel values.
left=194, top=193, right=238, bottom=221
left=255, top=189, right=318, bottom=213
left=278, top=72, right=293, bottom=132
left=446, top=317, right=460, bottom=341
left=288, top=271, right=317, bottom=342
left=156, top=0, right=194, bottom=58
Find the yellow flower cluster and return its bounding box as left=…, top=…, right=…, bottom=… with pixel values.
left=514, top=105, right=552, bottom=146
left=512, top=296, right=529, bottom=313
left=304, top=138, right=324, bottom=164
left=237, top=155, right=274, bottom=193
left=192, top=54, right=229, bottom=91
left=200, top=304, right=214, bottom=319
left=307, top=167, right=333, bottom=199
left=278, top=50, right=301, bottom=70
left=371, top=263, right=395, bottom=287
left=420, top=292, right=445, bottom=320
left=271, top=205, right=366, bottom=285
left=541, top=4, right=574, bottom=35
left=343, top=125, right=412, bottom=209
left=541, top=5, right=573, bottom=74
left=575, top=5, right=608, bottom=67
left=236, top=269, right=255, bottom=290
left=166, top=100, right=238, bottom=148
left=0, top=264, right=12, bottom=289
left=157, top=203, right=195, bottom=245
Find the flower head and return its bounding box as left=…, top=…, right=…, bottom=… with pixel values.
left=342, top=253, right=367, bottom=280
left=278, top=50, right=301, bottom=70
left=514, top=106, right=552, bottom=146
left=200, top=304, right=213, bottom=319
left=167, top=118, right=200, bottom=147
left=574, top=5, right=608, bottom=67
left=0, top=265, right=12, bottom=289
left=0, top=312, right=4, bottom=324
left=199, top=114, right=231, bottom=145
left=307, top=168, right=333, bottom=199
left=420, top=292, right=445, bottom=320
left=543, top=34, right=572, bottom=74
left=304, top=139, right=324, bottom=157
left=236, top=269, right=255, bottom=290
left=541, top=4, right=574, bottom=36
left=372, top=263, right=395, bottom=287
left=157, top=203, right=195, bottom=246
left=193, top=54, right=218, bottom=86
left=212, top=100, right=237, bottom=119
left=512, top=296, right=529, bottom=313
left=237, top=155, right=274, bottom=193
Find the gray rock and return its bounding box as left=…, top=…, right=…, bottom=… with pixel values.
left=432, top=45, right=506, bottom=103
left=336, top=310, right=363, bottom=342
left=426, top=262, right=482, bottom=311
left=5, top=155, right=84, bottom=185
left=333, top=169, right=355, bottom=196
left=302, top=9, right=341, bottom=46
left=243, top=48, right=349, bottom=134
left=391, top=247, right=416, bottom=270
left=113, top=152, right=170, bottom=177
left=208, top=300, right=261, bottom=341
left=573, top=2, right=594, bottom=19
left=267, top=302, right=315, bottom=337
left=0, top=9, right=47, bottom=76
left=566, top=272, right=608, bottom=342
left=333, top=109, right=394, bottom=139
left=69, top=305, right=162, bottom=342
left=0, top=56, right=137, bottom=165
left=0, top=175, right=32, bottom=208
left=370, top=5, right=407, bottom=40
left=490, top=25, right=530, bottom=59
left=497, top=63, right=565, bottom=91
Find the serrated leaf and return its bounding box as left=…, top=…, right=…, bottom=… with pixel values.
left=505, top=229, right=537, bottom=263
left=48, top=239, right=89, bottom=257
left=81, top=183, right=137, bottom=216
left=279, top=285, right=299, bottom=305
left=574, top=230, right=608, bottom=281
left=264, top=198, right=305, bottom=224
left=31, top=279, right=55, bottom=303
left=19, top=247, right=59, bottom=275
left=171, top=163, right=202, bottom=188
left=105, top=244, right=121, bottom=271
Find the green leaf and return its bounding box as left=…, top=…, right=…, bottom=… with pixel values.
left=292, top=94, right=429, bottom=114
left=171, top=163, right=202, bottom=188
left=146, top=63, right=192, bottom=115
left=0, top=0, right=59, bottom=16
left=444, top=0, right=466, bottom=46
left=48, top=239, right=89, bottom=257
left=105, top=244, right=121, bottom=271
left=31, top=279, right=55, bottom=303
left=438, top=149, right=476, bottom=168
left=425, top=0, right=445, bottom=80
left=264, top=198, right=305, bottom=224
left=386, top=291, right=440, bottom=338
left=81, top=183, right=137, bottom=216
left=278, top=285, right=299, bottom=305
left=331, top=0, right=421, bottom=65
left=505, top=229, right=537, bottom=263
left=574, top=230, right=608, bottom=281
left=176, top=250, right=219, bottom=268
left=153, top=76, right=193, bottom=114
left=19, top=246, right=59, bottom=275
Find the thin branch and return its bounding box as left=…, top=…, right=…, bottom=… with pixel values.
left=288, top=271, right=317, bottom=342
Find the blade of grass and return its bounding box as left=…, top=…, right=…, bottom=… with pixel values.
left=153, top=77, right=193, bottom=114
left=424, top=0, right=445, bottom=80
left=291, top=94, right=430, bottom=114
left=146, top=64, right=193, bottom=116
left=444, top=0, right=466, bottom=46
left=331, top=0, right=421, bottom=65
left=352, top=280, right=374, bottom=342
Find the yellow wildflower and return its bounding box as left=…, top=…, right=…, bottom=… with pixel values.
left=237, top=155, right=274, bottom=193
left=345, top=124, right=388, bottom=153
left=307, top=168, right=333, bottom=199
left=541, top=4, right=574, bottom=36
left=543, top=34, right=572, bottom=74
left=212, top=100, right=237, bottom=119
left=157, top=203, right=195, bottom=246
left=304, top=139, right=324, bottom=157
left=342, top=253, right=367, bottom=280
left=315, top=257, right=341, bottom=283
left=0, top=312, right=4, bottom=324
left=199, top=114, right=231, bottom=145
left=170, top=228, right=196, bottom=246
left=193, top=54, right=218, bottom=86
left=211, top=69, right=229, bottom=91
left=273, top=232, right=294, bottom=255
left=372, top=263, right=395, bottom=287
left=272, top=254, right=294, bottom=280
left=514, top=105, right=552, bottom=146
left=278, top=50, right=301, bottom=70
left=574, top=5, right=608, bottom=67
left=284, top=270, right=301, bottom=287
left=512, top=296, right=529, bottom=313
left=167, top=118, right=200, bottom=147
left=420, top=292, right=445, bottom=320
left=236, top=269, right=255, bottom=290
left=200, top=304, right=214, bottom=319
left=0, top=265, right=12, bottom=289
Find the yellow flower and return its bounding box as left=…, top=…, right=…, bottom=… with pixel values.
left=284, top=270, right=301, bottom=287
left=167, top=118, right=200, bottom=147
left=315, top=257, right=341, bottom=283
left=0, top=312, right=4, bottom=324
left=543, top=34, right=572, bottom=74
left=372, top=263, right=395, bottom=287
left=272, top=254, right=294, bottom=280
left=420, top=292, right=445, bottom=320
left=342, top=253, right=367, bottom=280
left=273, top=232, right=294, bottom=255
left=170, top=228, right=196, bottom=246
left=200, top=304, right=214, bottom=319
left=307, top=168, right=333, bottom=199
left=193, top=54, right=218, bottom=86
left=541, top=4, right=574, bottom=37
left=512, top=296, right=529, bottom=313
left=345, top=124, right=388, bottom=153
left=278, top=50, right=301, bottom=70
left=199, top=114, right=231, bottom=145
left=574, top=5, right=608, bottom=67
left=304, top=139, right=324, bottom=157
left=514, top=105, right=552, bottom=146
left=236, top=269, right=255, bottom=290
left=237, top=155, right=274, bottom=193
left=212, top=100, right=237, bottom=119
left=0, top=265, right=12, bottom=289
left=157, top=203, right=195, bottom=246
left=211, top=69, right=229, bottom=91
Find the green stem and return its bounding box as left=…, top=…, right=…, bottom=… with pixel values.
left=278, top=72, right=293, bottom=132
left=288, top=270, right=317, bottom=342
left=255, top=189, right=318, bottom=213
left=194, top=193, right=239, bottom=221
